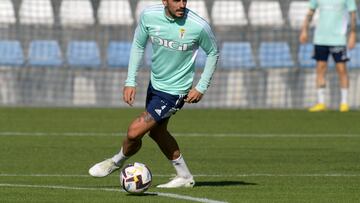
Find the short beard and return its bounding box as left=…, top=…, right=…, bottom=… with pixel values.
left=165, top=7, right=184, bottom=19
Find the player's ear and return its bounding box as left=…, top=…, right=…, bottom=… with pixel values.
left=162, top=0, right=168, bottom=7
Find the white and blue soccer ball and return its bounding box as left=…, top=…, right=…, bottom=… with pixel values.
left=120, top=162, right=152, bottom=194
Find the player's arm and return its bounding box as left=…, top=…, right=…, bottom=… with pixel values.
left=299, top=9, right=315, bottom=43
left=191, top=25, right=219, bottom=99
left=186, top=26, right=219, bottom=103
left=124, top=13, right=149, bottom=106
left=348, top=11, right=357, bottom=49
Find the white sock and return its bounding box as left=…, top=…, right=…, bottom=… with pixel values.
left=111, top=148, right=128, bottom=166
left=340, top=88, right=348, bottom=104
left=317, top=88, right=325, bottom=104
left=171, top=154, right=192, bottom=178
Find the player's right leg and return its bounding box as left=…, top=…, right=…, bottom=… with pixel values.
left=88, top=111, right=157, bottom=177
left=309, top=45, right=328, bottom=112
left=309, top=61, right=328, bottom=112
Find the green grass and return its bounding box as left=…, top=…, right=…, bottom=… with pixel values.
left=1, top=108, right=360, bottom=202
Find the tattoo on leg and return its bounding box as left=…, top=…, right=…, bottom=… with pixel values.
left=138, top=112, right=154, bottom=123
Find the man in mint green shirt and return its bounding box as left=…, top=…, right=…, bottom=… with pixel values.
left=299, top=0, right=357, bottom=112
left=89, top=0, right=219, bottom=188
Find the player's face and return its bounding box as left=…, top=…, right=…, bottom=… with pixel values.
left=163, top=0, right=187, bottom=18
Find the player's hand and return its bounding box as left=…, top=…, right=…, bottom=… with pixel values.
left=299, top=30, right=308, bottom=44
left=184, top=88, right=203, bottom=104
left=123, top=86, right=136, bottom=106
left=348, top=31, right=356, bottom=50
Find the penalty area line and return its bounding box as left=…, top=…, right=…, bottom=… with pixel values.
left=0, top=183, right=227, bottom=203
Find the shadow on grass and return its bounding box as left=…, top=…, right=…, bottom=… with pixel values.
left=195, top=180, right=257, bottom=187
left=126, top=193, right=158, bottom=196
left=91, top=180, right=256, bottom=190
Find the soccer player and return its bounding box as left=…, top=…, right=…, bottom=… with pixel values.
left=299, top=0, right=357, bottom=112
left=89, top=0, right=219, bottom=188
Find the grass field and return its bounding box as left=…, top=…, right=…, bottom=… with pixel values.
left=1, top=107, right=360, bottom=202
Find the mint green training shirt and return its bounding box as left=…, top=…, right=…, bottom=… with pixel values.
left=309, top=0, right=357, bottom=46
left=125, top=5, right=219, bottom=95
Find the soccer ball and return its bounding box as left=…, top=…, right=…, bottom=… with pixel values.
left=120, top=162, right=152, bottom=194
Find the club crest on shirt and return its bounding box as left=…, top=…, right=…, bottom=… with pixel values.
left=179, top=28, right=186, bottom=39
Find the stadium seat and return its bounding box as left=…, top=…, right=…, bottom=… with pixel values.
left=19, top=0, right=54, bottom=25
left=28, top=40, right=62, bottom=67
left=67, top=41, right=101, bottom=68
left=348, top=43, right=360, bottom=69
left=135, top=1, right=161, bottom=21
left=98, top=0, right=134, bottom=25
left=107, top=41, right=132, bottom=68
left=60, top=0, right=95, bottom=27
left=298, top=43, right=315, bottom=68
left=248, top=1, right=284, bottom=27
left=195, top=48, right=207, bottom=68
left=0, top=41, right=24, bottom=66
left=259, top=42, right=294, bottom=68
left=220, top=42, right=255, bottom=69
left=288, top=1, right=318, bottom=29
left=0, top=0, right=16, bottom=25
left=187, top=0, right=210, bottom=22
left=211, top=0, right=248, bottom=26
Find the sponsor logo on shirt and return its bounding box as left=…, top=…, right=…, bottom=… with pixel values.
left=150, top=36, right=192, bottom=51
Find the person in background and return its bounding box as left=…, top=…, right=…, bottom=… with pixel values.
left=299, top=0, right=357, bottom=112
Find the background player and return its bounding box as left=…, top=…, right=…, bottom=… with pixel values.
left=299, top=0, right=357, bottom=112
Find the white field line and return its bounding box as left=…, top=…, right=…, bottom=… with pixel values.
left=0, top=183, right=227, bottom=203
left=1, top=173, right=360, bottom=178
left=0, top=131, right=359, bottom=137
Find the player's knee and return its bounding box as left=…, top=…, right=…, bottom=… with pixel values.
left=127, top=127, right=142, bottom=141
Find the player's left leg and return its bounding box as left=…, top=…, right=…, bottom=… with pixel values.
left=149, top=119, right=195, bottom=188
left=333, top=46, right=350, bottom=112
left=335, top=62, right=349, bottom=112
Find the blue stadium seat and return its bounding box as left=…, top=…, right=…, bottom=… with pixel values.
left=298, top=43, right=315, bottom=68
left=28, top=40, right=62, bottom=67
left=107, top=41, right=131, bottom=68
left=220, top=42, right=255, bottom=69
left=195, top=48, right=206, bottom=68
left=259, top=42, right=294, bottom=68
left=0, top=41, right=24, bottom=66
left=348, top=43, right=360, bottom=69
left=67, top=41, right=101, bottom=68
